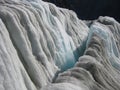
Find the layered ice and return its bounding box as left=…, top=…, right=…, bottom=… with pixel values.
left=0, top=0, right=120, bottom=90
left=42, top=17, right=120, bottom=90
left=0, top=0, right=88, bottom=89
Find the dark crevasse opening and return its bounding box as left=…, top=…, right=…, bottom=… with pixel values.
left=61, top=39, right=88, bottom=72
left=52, top=38, right=88, bottom=82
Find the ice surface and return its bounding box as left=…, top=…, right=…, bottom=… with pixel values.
left=0, top=0, right=89, bottom=89
left=0, top=0, right=120, bottom=90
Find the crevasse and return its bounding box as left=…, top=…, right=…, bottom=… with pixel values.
left=0, top=0, right=120, bottom=90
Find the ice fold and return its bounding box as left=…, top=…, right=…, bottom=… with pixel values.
left=0, top=0, right=88, bottom=89
left=0, top=0, right=120, bottom=90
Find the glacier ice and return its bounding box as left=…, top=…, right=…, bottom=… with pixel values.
left=0, top=0, right=120, bottom=90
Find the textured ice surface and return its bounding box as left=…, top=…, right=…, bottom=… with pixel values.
left=0, top=0, right=120, bottom=90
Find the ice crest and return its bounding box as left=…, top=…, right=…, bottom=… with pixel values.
left=0, top=0, right=120, bottom=90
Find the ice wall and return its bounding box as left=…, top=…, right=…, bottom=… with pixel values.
left=0, top=0, right=120, bottom=90
left=0, top=0, right=88, bottom=90
left=42, top=17, right=120, bottom=90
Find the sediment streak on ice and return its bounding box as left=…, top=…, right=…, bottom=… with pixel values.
left=0, top=0, right=120, bottom=90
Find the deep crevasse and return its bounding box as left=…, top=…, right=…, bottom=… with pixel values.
left=0, top=0, right=120, bottom=90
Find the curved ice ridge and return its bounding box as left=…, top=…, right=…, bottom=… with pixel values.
left=0, top=0, right=120, bottom=90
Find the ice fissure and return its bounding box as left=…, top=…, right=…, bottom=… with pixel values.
left=0, top=0, right=120, bottom=90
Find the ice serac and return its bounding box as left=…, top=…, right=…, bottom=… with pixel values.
left=0, top=0, right=120, bottom=90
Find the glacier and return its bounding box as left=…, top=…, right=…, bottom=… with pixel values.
left=0, top=0, right=120, bottom=90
